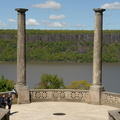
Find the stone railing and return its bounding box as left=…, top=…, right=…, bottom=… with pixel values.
left=30, top=89, right=89, bottom=102
left=0, top=91, right=12, bottom=97
left=101, top=92, right=120, bottom=108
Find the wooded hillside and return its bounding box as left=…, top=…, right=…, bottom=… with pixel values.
left=0, top=29, right=120, bottom=62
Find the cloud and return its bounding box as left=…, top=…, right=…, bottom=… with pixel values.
left=46, top=22, right=69, bottom=28
left=32, top=0, right=61, bottom=9
left=26, top=19, right=40, bottom=26
left=41, top=20, right=50, bottom=23
left=49, top=15, right=65, bottom=20
left=0, top=21, right=7, bottom=26
left=101, top=2, right=120, bottom=9
left=8, top=19, right=16, bottom=23
left=74, top=24, right=86, bottom=28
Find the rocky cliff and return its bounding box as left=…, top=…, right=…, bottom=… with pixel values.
left=0, top=33, right=120, bottom=43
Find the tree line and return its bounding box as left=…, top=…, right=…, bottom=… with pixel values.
left=0, top=29, right=120, bottom=35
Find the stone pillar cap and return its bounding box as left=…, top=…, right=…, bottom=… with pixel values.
left=15, top=8, right=28, bottom=12
left=93, top=8, right=106, bottom=13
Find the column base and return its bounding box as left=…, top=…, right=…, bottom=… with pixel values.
left=14, top=84, right=30, bottom=104
left=88, top=85, right=105, bottom=105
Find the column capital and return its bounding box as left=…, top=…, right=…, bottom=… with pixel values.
left=93, top=8, right=106, bottom=13
left=15, top=8, right=28, bottom=13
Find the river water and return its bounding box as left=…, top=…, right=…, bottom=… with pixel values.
left=0, top=62, right=120, bottom=93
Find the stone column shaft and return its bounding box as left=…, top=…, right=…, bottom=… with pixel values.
left=16, top=8, right=28, bottom=85
left=88, top=8, right=106, bottom=105
left=93, top=8, right=105, bottom=85
left=15, top=8, right=30, bottom=104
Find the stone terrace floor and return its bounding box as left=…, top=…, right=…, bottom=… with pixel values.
left=10, top=102, right=118, bottom=120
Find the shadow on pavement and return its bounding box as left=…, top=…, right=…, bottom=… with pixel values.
left=10, top=111, right=18, bottom=115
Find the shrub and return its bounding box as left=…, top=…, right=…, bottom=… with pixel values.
left=66, top=80, right=92, bottom=90
left=36, top=73, right=64, bottom=89
left=0, top=75, right=15, bottom=92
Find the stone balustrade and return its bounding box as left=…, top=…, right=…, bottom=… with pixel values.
left=30, top=89, right=89, bottom=102
left=101, top=92, right=120, bottom=108
left=1, top=90, right=120, bottom=108
left=0, top=91, right=12, bottom=97
left=30, top=89, right=120, bottom=108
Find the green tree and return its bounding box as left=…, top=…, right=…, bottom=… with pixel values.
left=66, top=80, right=92, bottom=90
left=0, top=75, right=15, bottom=92
left=36, top=73, right=64, bottom=89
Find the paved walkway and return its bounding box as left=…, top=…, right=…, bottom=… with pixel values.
left=10, top=102, right=118, bottom=120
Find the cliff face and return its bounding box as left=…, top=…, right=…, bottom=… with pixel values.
left=0, top=33, right=120, bottom=43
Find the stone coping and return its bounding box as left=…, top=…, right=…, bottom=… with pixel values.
left=30, top=89, right=89, bottom=91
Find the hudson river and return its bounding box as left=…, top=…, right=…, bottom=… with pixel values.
left=0, top=62, right=120, bottom=93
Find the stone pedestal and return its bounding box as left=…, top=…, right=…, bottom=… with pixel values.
left=88, top=85, right=104, bottom=104
left=15, top=84, right=30, bottom=104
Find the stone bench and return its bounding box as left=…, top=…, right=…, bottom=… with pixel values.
left=108, top=110, right=120, bottom=120
left=0, top=108, right=9, bottom=120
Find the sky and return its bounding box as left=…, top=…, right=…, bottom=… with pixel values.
left=0, top=0, right=120, bottom=30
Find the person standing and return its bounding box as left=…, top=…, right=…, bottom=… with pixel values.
left=7, top=93, right=13, bottom=110
left=0, top=94, right=7, bottom=108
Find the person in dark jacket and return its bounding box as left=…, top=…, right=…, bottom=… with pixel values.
left=0, top=94, right=6, bottom=108
left=7, top=93, right=13, bottom=110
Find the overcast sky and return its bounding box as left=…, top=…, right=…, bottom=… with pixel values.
left=0, top=0, right=120, bottom=30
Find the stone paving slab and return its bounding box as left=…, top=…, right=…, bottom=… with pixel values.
left=10, top=102, right=118, bottom=120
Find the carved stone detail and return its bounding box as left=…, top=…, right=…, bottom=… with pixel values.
left=105, top=94, right=120, bottom=104
left=35, top=92, right=47, bottom=99
left=52, top=92, right=66, bottom=99
left=70, top=92, right=84, bottom=100
left=101, top=92, right=120, bottom=107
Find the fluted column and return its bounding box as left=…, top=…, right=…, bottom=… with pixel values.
left=15, top=8, right=28, bottom=85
